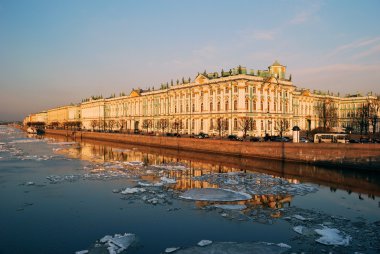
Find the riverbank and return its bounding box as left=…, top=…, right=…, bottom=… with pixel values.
left=44, top=129, right=380, bottom=171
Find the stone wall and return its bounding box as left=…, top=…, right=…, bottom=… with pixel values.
left=45, top=129, right=380, bottom=170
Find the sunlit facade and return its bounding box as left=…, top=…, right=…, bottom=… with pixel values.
left=24, top=61, right=380, bottom=136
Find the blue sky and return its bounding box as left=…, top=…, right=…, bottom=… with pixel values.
left=1, top=0, right=379, bottom=121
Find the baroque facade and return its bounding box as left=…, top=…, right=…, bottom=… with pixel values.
left=24, top=61, right=380, bottom=136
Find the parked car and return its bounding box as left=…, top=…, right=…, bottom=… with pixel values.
left=196, top=132, right=209, bottom=139
left=300, top=137, right=309, bottom=143
left=349, top=139, right=360, bottom=143
left=272, top=136, right=290, bottom=142
left=227, top=135, right=243, bottom=141
left=250, top=137, right=261, bottom=142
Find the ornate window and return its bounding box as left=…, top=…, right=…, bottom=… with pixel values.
left=234, top=100, right=237, bottom=111
left=234, top=118, right=238, bottom=130
left=200, top=119, right=203, bottom=130
left=210, top=102, right=213, bottom=112
left=217, top=101, right=221, bottom=111
left=245, top=99, right=249, bottom=110
left=201, top=103, right=204, bottom=112
left=225, top=100, right=229, bottom=111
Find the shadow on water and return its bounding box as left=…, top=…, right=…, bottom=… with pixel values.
left=47, top=133, right=380, bottom=198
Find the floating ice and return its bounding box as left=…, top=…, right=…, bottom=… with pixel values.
left=121, top=187, right=146, bottom=194
left=138, top=181, right=163, bottom=187
left=160, top=176, right=176, bottom=184
left=99, top=233, right=136, bottom=254
left=8, top=139, right=43, bottom=144
left=191, top=172, right=318, bottom=196
left=180, top=188, right=252, bottom=202
left=213, top=204, right=247, bottom=210
left=48, top=141, right=77, bottom=145
left=293, top=214, right=307, bottom=221
left=276, top=243, right=291, bottom=248
left=75, top=250, right=88, bottom=254
left=293, top=225, right=306, bottom=235
left=125, top=161, right=144, bottom=167
left=315, top=226, right=351, bottom=246
left=197, top=240, right=212, bottom=247
left=26, top=181, right=35, bottom=186
left=174, top=241, right=290, bottom=254
left=165, top=247, right=180, bottom=253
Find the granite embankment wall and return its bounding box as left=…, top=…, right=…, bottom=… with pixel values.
left=45, top=129, right=380, bottom=170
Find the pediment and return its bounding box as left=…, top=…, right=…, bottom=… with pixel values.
left=129, top=90, right=141, bottom=97
left=195, top=74, right=209, bottom=85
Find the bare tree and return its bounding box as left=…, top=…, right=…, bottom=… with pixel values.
left=355, top=103, right=370, bottom=136
left=90, top=120, right=98, bottom=131
left=158, top=119, right=168, bottom=134
left=315, top=99, right=338, bottom=130
left=108, top=120, right=116, bottom=131
left=368, top=97, right=380, bottom=137
left=172, top=120, right=183, bottom=135
left=142, top=119, right=152, bottom=133
left=275, top=119, right=289, bottom=137
left=216, top=118, right=228, bottom=139
left=239, top=117, right=252, bottom=138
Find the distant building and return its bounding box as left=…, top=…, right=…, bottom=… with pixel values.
left=24, top=61, right=380, bottom=136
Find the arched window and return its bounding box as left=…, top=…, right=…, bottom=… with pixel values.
left=245, top=99, right=249, bottom=110
left=186, top=104, right=189, bottom=112
left=186, top=119, right=188, bottom=129
left=234, top=100, right=237, bottom=110
left=225, top=100, right=229, bottom=111
left=217, top=101, right=221, bottom=111
left=191, top=119, right=194, bottom=130
left=192, top=104, right=195, bottom=112
left=201, top=103, right=204, bottom=112
left=261, top=120, right=264, bottom=130
left=200, top=119, right=203, bottom=130
left=253, top=101, right=256, bottom=111
left=210, top=102, right=213, bottom=112
left=225, top=119, right=229, bottom=130
left=234, top=118, right=238, bottom=130
left=260, top=101, right=264, bottom=111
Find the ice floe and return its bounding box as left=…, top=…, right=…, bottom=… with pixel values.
left=191, top=172, right=318, bottom=196
left=121, top=187, right=146, bottom=194
left=174, top=241, right=291, bottom=254
left=293, top=225, right=306, bottom=235
left=180, top=188, right=252, bottom=202
left=98, top=233, right=136, bottom=254
left=197, top=240, right=212, bottom=247
left=165, top=247, right=180, bottom=253
left=160, top=176, right=176, bottom=184
left=315, top=226, right=351, bottom=246
left=75, top=250, right=88, bottom=254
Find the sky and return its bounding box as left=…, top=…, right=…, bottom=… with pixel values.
left=0, top=0, right=380, bottom=121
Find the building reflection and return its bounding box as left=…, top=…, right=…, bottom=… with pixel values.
left=49, top=133, right=380, bottom=199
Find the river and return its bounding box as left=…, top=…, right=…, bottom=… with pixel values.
left=0, top=126, right=379, bottom=253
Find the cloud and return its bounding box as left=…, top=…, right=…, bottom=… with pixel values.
left=326, top=37, right=380, bottom=58
left=297, top=64, right=380, bottom=75
left=296, top=63, right=380, bottom=75
left=352, top=43, right=380, bottom=59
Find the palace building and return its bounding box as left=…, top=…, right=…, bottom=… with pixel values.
left=24, top=61, right=380, bottom=137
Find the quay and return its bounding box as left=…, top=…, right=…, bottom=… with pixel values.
left=44, top=129, right=380, bottom=171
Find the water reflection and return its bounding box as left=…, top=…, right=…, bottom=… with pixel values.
left=47, top=133, right=380, bottom=200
